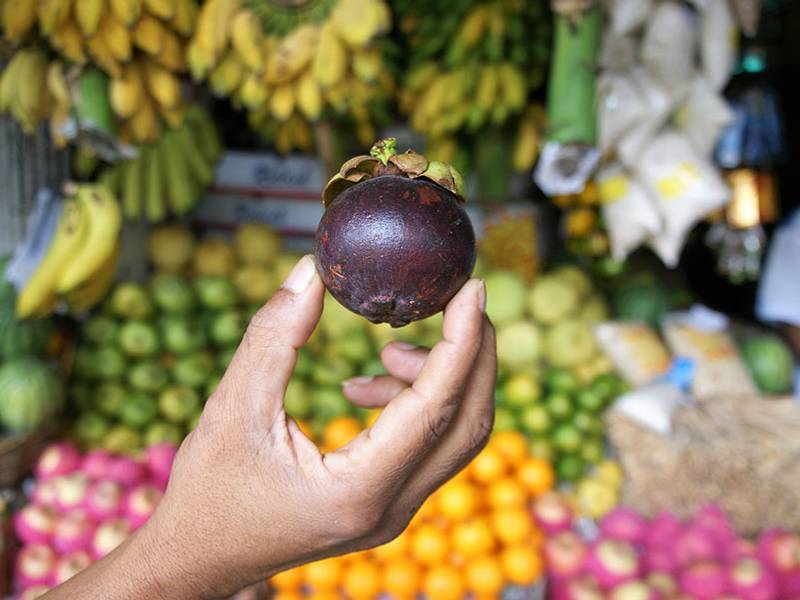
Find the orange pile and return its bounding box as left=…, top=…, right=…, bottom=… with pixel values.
left=272, top=425, right=554, bottom=599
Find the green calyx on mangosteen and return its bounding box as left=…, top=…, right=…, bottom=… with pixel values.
left=315, top=138, right=476, bottom=328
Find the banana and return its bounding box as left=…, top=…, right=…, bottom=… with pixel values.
left=238, top=72, right=269, bottom=110
left=352, top=47, right=381, bottom=83
left=110, top=0, right=142, bottom=27
left=265, top=24, right=318, bottom=85
left=98, top=164, right=123, bottom=194
left=133, top=15, right=165, bottom=55
left=101, top=11, right=133, bottom=63
left=0, top=52, right=24, bottom=113
left=128, top=97, right=161, bottom=141
left=173, top=123, right=213, bottom=185
left=171, top=0, right=197, bottom=36
left=184, top=104, right=221, bottom=164
left=142, top=144, right=166, bottom=221
left=209, top=49, right=244, bottom=97
left=192, top=0, right=239, bottom=67
left=498, top=62, right=526, bottom=111
left=406, top=61, right=438, bottom=92
left=11, top=49, right=48, bottom=133
left=230, top=9, right=263, bottom=73
left=86, top=32, right=122, bottom=78
left=121, top=151, right=144, bottom=218
left=455, top=4, right=489, bottom=49
left=17, top=199, right=88, bottom=318
left=144, top=60, right=181, bottom=108
left=330, top=0, right=382, bottom=49
left=66, top=240, right=120, bottom=313
left=110, top=62, right=144, bottom=119
left=296, top=71, right=321, bottom=121
left=158, top=101, right=185, bottom=127
left=475, top=64, right=498, bottom=111
left=311, top=22, right=346, bottom=88
left=46, top=60, right=71, bottom=109
left=37, top=0, right=72, bottom=36
left=56, top=185, right=122, bottom=293
left=1, top=0, right=37, bottom=42
left=154, top=29, right=185, bottom=71
left=76, top=0, right=104, bottom=37
left=50, top=20, right=87, bottom=64
left=513, top=116, right=540, bottom=172
left=143, top=0, right=175, bottom=21
left=160, top=128, right=194, bottom=215
left=269, top=83, right=294, bottom=121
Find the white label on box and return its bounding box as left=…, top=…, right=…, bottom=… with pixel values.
left=213, top=151, right=327, bottom=193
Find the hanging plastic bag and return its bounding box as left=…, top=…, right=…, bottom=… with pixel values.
left=606, top=0, right=653, bottom=35
left=701, top=0, right=738, bottom=91
left=597, top=163, right=661, bottom=260
left=641, top=1, right=697, bottom=90
left=597, top=72, right=649, bottom=154
left=675, top=75, right=734, bottom=158
left=595, top=322, right=673, bottom=386
left=599, top=31, right=637, bottom=72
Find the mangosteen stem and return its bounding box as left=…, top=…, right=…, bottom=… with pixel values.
left=370, top=138, right=398, bottom=166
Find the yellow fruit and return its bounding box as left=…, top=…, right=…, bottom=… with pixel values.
left=270, top=567, right=302, bottom=591
left=143, top=0, right=175, bottom=20
left=330, top=0, right=386, bottom=48
left=2, top=0, right=37, bottom=42
left=110, top=0, right=142, bottom=26
left=489, top=430, right=528, bottom=466
left=86, top=33, right=122, bottom=78
left=342, top=560, right=380, bottom=600
left=469, top=447, right=508, bottom=484
left=565, top=207, right=598, bottom=238
left=147, top=224, right=195, bottom=272
left=488, top=477, right=528, bottom=510
left=37, top=0, right=72, bottom=36
left=372, top=531, right=408, bottom=562
left=155, top=30, right=186, bottom=71
left=452, top=516, right=496, bottom=558
left=381, top=559, right=419, bottom=599
left=238, top=73, right=269, bottom=110
left=128, top=97, right=160, bottom=141
left=266, top=24, right=318, bottom=84
left=296, top=71, right=322, bottom=121
left=596, top=460, right=624, bottom=487
left=303, top=557, right=342, bottom=591
left=209, top=49, right=244, bottom=97
left=465, top=555, right=504, bottom=596
left=230, top=9, right=263, bottom=72
left=234, top=222, right=280, bottom=265
left=76, top=0, right=104, bottom=37
left=500, top=544, right=543, bottom=585
left=269, top=83, right=294, bottom=121
left=110, top=65, right=144, bottom=119
left=577, top=477, right=618, bottom=519
left=422, top=564, right=464, bottom=600
left=436, top=480, right=480, bottom=522
left=171, top=0, right=197, bottom=36
left=311, top=21, right=346, bottom=88
left=322, top=416, right=361, bottom=450
left=516, top=457, right=556, bottom=497
left=490, top=507, right=534, bottom=546
left=233, top=265, right=275, bottom=304
left=192, top=238, right=237, bottom=276
left=50, top=20, right=87, bottom=64
left=410, top=524, right=448, bottom=565
left=133, top=15, right=165, bottom=56
left=352, top=47, right=382, bottom=82
left=100, top=11, right=133, bottom=62
left=145, top=60, right=181, bottom=108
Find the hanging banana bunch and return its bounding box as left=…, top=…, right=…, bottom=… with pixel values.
left=0, top=0, right=198, bottom=144
left=395, top=0, right=551, bottom=173
left=187, top=0, right=394, bottom=153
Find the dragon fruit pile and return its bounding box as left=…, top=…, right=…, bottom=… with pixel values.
left=535, top=493, right=800, bottom=600
left=12, top=441, right=177, bottom=599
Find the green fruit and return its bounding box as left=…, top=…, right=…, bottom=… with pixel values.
left=575, top=389, right=604, bottom=413
left=117, top=320, right=160, bottom=358
left=143, top=421, right=184, bottom=446
left=95, top=345, right=127, bottom=379
left=528, top=276, right=580, bottom=324
left=528, top=437, right=554, bottom=461
left=544, top=393, right=572, bottom=421
left=551, top=423, right=581, bottom=453
left=95, top=382, right=127, bottom=417
left=612, top=275, right=673, bottom=329
left=579, top=294, right=609, bottom=323
left=740, top=335, right=794, bottom=394
left=84, top=315, right=119, bottom=346
left=158, top=385, right=200, bottom=423
left=310, top=386, right=353, bottom=424
left=544, top=368, right=580, bottom=395
left=295, top=348, right=315, bottom=378
left=72, top=346, right=98, bottom=381
left=195, top=276, right=240, bottom=309
left=543, top=320, right=598, bottom=368
left=102, top=425, right=141, bottom=454
left=217, top=345, right=238, bottom=371
left=205, top=372, right=223, bottom=397
left=108, top=282, right=155, bottom=320
left=503, top=373, right=541, bottom=408
left=360, top=358, right=386, bottom=377
left=589, top=373, right=619, bottom=405
left=581, top=438, right=605, bottom=464
left=0, top=357, right=64, bottom=432
left=552, top=265, right=592, bottom=299
left=161, top=314, right=207, bottom=354
left=70, top=383, right=93, bottom=412
left=174, top=351, right=216, bottom=388
left=496, top=321, right=543, bottom=371
left=338, top=330, right=373, bottom=365
left=151, top=273, right=196, bottom=313
left=208, top=309, right=245, bottom=346
left=572, top=410, right=596, bottom=433
left=556, top=454, right=585, bottom=482
left=120, top=391, right=158, bottom=428
left=311, top=357, right=356, bottom=386
left=520, top=404, right=551, bottom=435
left=284, top=379, right=311, bottom=420
left=319, top=295, right=363, bottom=337
left=493, top=406, right=517, bottom=432
left=73, top=411, right=110, bottom=444
left=484, top=271, right=528, bottom=326
left=127, top=360, right=170, bottom=393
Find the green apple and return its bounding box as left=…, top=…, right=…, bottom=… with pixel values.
left=143, top=421, right=184, bottom=446
left=503, top=373, right=541, bottom=408
left=528, top=276, right=580, bottom=324
left=102, top=425, right=141, bottom=454
left=161, top=314, right=208, bottom=354
left=575, top=388, right=604, bottom=413
left=95, top=382, right=127, bottom=416
left=544, top=393, right=572, bottom=421
left=551, top=423, right=581, bottom=453
left=127, top=360, right=170, bottom=393
left=543, top=368, right=580, bottom=395
left=581, top=438, right=605, bottom=464
left=158, top=386, right=200, bottom=423
left=208, top=309, right=245, bottom=347
left=84, top=315, right=119, bottom=346
left=195, top=276, right=240, bottom=310
left=151, top=273, right=196, bottom=313
left=173, top=351, right=216, bottom=388
left=484, top=271, right=528, bottom=326
left=108, top=282, right=154, bottom=320
left=74, top=411, right=110, bottom=444
left=552, top=265, right=592, bottom=299
left=556, top=454, right=585, bottom=482
left=118, top=320, right=160, bottom=358
left=120, top=391, right=158, bottom=428
left=543, top=320, right=598, bottom=368
left=520, top=404, right=551, bottom=435
left=496, top=321, right=542, bottom=371
left=95, top=345, right=127, bottom=380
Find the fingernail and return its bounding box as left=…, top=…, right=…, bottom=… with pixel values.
left=342, top=376, right=374, bottom=387
left=392, top=342, right=417, bottom=350
left=282, top=255, right=316, bottom=294
left=473, top=278, right=486, bottom=312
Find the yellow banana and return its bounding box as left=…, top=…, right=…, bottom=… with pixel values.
left=238, top=73, right=269, bottom=110
left=512, top=117, right=540, bottom=172
left=476, top=65, right=498, bottom=111
left=352, top=47, right=381, bottom=83
left=133, top=15, right=165, bottom=55
left=1, top=0, right=37, bottom=42
left=110, top=0, right=142, bottom=26
left=330, top=0, right=383, bottom=48
left=296, top=71, right=321, bottom=121
left=0, top=52, right=24, bottom=113
left=274, top=120, right=292, bottom=153
left=128, top=97, right=160, bottom=141
left=269, top=83, right=294, bottom=121
left=66, top=240, right=120, bottom=313
left=109, top=62, right=144, bottom=119
left=154, top=30, right=186, bottom=71
left=311, top=22, right=346, bottom=88
left=171, top=0, right=197, bottom=36
left=50, top=20, right=87, bottom=64
left=265, top=24, right=318, bottom=85
left=56, top=184, right=123, bottom=293
left=230, top=9, right=263, bottom=72
left=456, top=4, right=490, bottom=48
left=17, top=199, right=88, bottom=318
left=143, top=0, right=174, bottom=20
left=86, top=33, right=122, bottom=78
left=188, top=0, right=238, bottom=78
left=37, top=0, right=72, bottom=36
left=144, top=60, right=181, bottom=108
left=498, top=62, right=526, bottom=111
left=209, top=49, right=244, bottom=97
left=101, top=12, right=133, bottom=62
left=158, top=100, right=185, bottom=127
left=46, top=61, right=71, bottom=109
left=406, top=61, right=438, bottom=92
left=75, top=0, right=104, bottom=37
left=11, top=49, right=48, bottom=133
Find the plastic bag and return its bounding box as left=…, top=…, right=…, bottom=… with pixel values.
left=607, top=0, right=653, bottom=35
left=599, top=31, right=637, bottom=72
left=647, top=229, right=686, bottom=268
left=597, top=73, right=649, bottom=154
left=597, top=163, right=661, bottom=261
left=641, top=1, right=698, bottom=90
left=595, top=322, right=673, bottom=386
left=701, top=0, right=738, bottom=91
left=676, top=75, right=734, bottom=158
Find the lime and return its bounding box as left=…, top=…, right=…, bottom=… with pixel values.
left=128, top=360, right=170, bottom=393
left=73, top=411, right=110, bottom=444
left=158, top=386, right=201, bottom=423
left=543, top=367, right=579, bottom=395
left=503, top=373, right=541, bottom=408
left=580, top=438, right=606, bottom=464
left=519, top=404, right=551, bottom=435
left=493, top=406, right=518, bottom=432
left=589, top=373, right=618, bottom=404
left=527, top=437, right=554, bottom=461
left=575, top=388, right=604, bottom=413
left=544, top=393, right=573, bottom=421
left=95, top=346, right=126, bottom=380
left=120, top=392, right=158, bottom=429
left=95, top=382, right=127, bottom=417
left=556, top=454, right=586, bottom=482
left=572, top=410, right=597, bottom=434
left=284, top=379, right=311, bottom=420
left=551, top=424, right=582, bottom=453
left=102, top=425, right=141, bottom=454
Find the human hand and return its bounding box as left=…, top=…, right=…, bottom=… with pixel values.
left=48, top=255, right=495, bottom=600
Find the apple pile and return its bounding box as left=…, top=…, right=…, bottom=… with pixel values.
left=11, top=441, right=176, bottom=598
left=535, top=493, right=800, bottom=600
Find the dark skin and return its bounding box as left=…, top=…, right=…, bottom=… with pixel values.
left=44, top=256, right=496, bottom=599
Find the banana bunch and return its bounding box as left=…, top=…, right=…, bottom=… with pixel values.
left=0, top=0, right=198, bottom=143
left=396, top=0, right=551, bottom=172
left=188, top=0, right=394, bottom=152
left=0, top=47, right=53, bottom=134
left=99, top=105, right=222, bottom=221
left=16, top=183, right=123, bottom=318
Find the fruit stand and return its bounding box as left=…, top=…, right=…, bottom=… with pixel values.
left=1, top=0, right=799, bottom=599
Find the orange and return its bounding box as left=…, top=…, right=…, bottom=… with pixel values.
left=410, top=524, right=449, bottom=565
left=408, top=497, right=437, bottom=529
left=516, top=457, right=555, bottom=497
left=470, top=447, right=507, bottom=484
left=323, top=416, right=362, bottom=450
left=271, top=567, right=302, bottom=591
left=294, top=419, right=314, bottom=441
left=304, top=556, right=343, bottom=591
left=452, top=516, right=495, bottom=558
left=500, top=544, right=543, bottom=586
left=437, top=479, right=481, bottom=522
left=489, top=431, right=528, bottom=466
left=365, top=408, right=381, bottom=427
left=490, top=507, right=534, bottom=546
left=307, top=592, right=340, bottom=600
left=342, top=560, right=380, bottom=600
left=422, top=564, right=465, bottom=600
left=371, top=531, right=409, bottom=562
left=465, top=555, right=504, bottom=595
left=487, top=477, right=528, bottom=509
left=273, top=592, right=303, bottom=600
left=381, top=558, right=420, bottom=599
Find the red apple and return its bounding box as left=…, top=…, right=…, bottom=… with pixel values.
left=52, top=510, right=95, bottom=554
left=545, top=530, right=589, bottom=580
left=586, top=539, right=641, bottom=589
left=84, top=479, right=124, bottom=522
left=106, top=457, right=145, bottom=488
left=53, top=473, right=89, bottom=512
left=14, top=544, right=56, bottom=589
left=124, top=483, right=162, bottom=529
left=35, top=442, right=80, bottom=481
left=80, top=450, right=113, bottom=481
left=49, top=550, right=92, bottom=586
left=13, top=505, right=57, bottom=545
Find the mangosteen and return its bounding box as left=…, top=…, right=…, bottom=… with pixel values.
left=315, top=138, right=476, bottom=327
